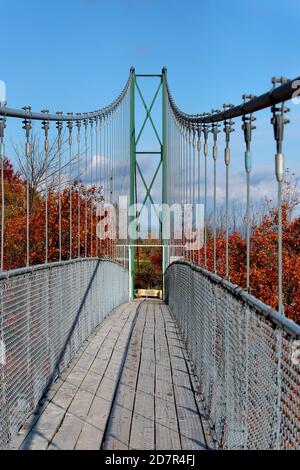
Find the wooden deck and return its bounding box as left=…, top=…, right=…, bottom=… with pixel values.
left=13, top=300, right=210, bottom=450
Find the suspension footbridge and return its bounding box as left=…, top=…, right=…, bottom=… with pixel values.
left=0, top=69, right=299, bottom=450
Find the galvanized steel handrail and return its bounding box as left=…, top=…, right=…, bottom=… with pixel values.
left=165, top=261, right=300, bottom=449
left=165, top=260, right=300, bottom=338
left=0, top=69, right=134, bottom=122
left=163, top=67, right=299, bottom=125
left=0, top=257, right=127, bottom=281
left=0, top=259, right=129, bottom=449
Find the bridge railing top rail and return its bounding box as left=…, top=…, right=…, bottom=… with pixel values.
left=0, top=256, right=127, bottom=281
left=163, top=67, right=299, bottom=125
left=0, top=69, right=134, bottom=122
left=165, top=260, right=300, bottom=338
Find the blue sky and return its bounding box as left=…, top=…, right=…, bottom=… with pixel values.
left=1, top=0, right=300, bottom=110
left=1, top=0, right=300, bottom=214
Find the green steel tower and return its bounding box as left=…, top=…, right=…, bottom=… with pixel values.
left=129, top=68, right=166, bottom=300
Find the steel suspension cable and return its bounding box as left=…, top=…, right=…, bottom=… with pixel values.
left=223, top=105, right=234, bottom=279
left=56, top=113, right=63, bottom=262
left=22, top=108, right=32, bottom=267
left=42, top=110, right=50, bottom=263
left=90, top=116, right=94, bottom=257
left=197, top=125, right=202, bottom=265
left=192, top=126, right=196, bottom=263
left=95, top=115, right=99, bottom=258
left=76, top=115, right=81, bottom=258
left=242, top=95, right=256, bottom=290
left=271, top=77, right=289, bottom=315
left=84, top=115, right=88, bottom=258
left=203, top=122, right=209, bottom=268
left=211, top=113, right=221, bottom=274
left=99, top=114, right=103, bottom=257
left=67, top=114, right=73, bottom=260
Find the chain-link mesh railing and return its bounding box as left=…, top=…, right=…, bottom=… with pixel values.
left=0, top=258, right=128, bottom=449
left=165, top=261, right=300, bottom=450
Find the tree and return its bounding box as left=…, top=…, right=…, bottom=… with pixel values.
left=0, top=157, right=106, bottom=270
left=13, top=132, right=80, bottom=213
left=194, top=175, right=300, bottom=324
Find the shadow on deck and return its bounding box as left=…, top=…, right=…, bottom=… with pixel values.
left=12, top=300, right=211, bottom=450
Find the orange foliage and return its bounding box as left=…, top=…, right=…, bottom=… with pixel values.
left=192, top=205, right=300, bottom=323
left=1, top=158, right=299, bottom=323
left=0, top=158, right=115, bottom=270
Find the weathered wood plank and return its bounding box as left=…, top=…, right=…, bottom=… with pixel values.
left=16, top=301, right=136, bottom=450
left=20, top=402, right=66, bottom=450
left=103, top=302, right=146, bottom=450
left=75, top=302, right=139, bottom=449
left=48, top=413, right=84, bottom=450
left=15, top=300, right=210, bottom=451
left=129, top=306, right=155, bottom=450
left=160, top=304, right=207, bottom=450
left=154, top=303, right=181, bottom=450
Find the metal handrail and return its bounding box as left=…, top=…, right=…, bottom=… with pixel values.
left=0, top=68, right=134, bottom=122
left=165, top=260, right=300, bottom=338
left=163, top=67, right=299, bottom=124
left=0, top=256, right=128, bottom=281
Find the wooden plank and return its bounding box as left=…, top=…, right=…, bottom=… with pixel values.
left=165, top=307, right=215, bottom=450
left=60, top=302, right=137, bottom=449
left=80, top=370, right=103, bottom=396
left=103, top=302, right=146, bottom=450
left=16, top=301, right=136, bottom=450
left=155, top=395, right=181, bottom=450
left=67, top=389, right=94, bottom=421
left=154, top=303, right=181, bottom=450
left=129, top=388, right=155, bottom=450
left=130, top=305, right=155, bottom=450
left=160, top=304, right=207, bottom=450
left=48, top=413, right=84, bottom=450
left=16, top=299, right=211, bottom=451
left=75, top=424, right=102, bottom=450
left=13, top=309, right=118, bottom=450
left=75, top=302, right=139, bottom=449
left=20, top=402, right=66, bottom=450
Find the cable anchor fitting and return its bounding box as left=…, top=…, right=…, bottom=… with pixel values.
left=223, top=104, right=235, bottom=166
left=211, top=113, right=221, bottom=161
left=271, top=77, right=290, bottom=182
left=197, top=123, right=202, bottom=153
left=76, top=113, right=82, bottom=143
left=202, top=115, right=211, bottom=158
left=0, top=116, right=6, bottom=140
left=22, top=106, right=32, bottom=158
left=56, top=112, right=63, bottom=148
left=41, top=109, right=50, bottom=153
left=67, top=113, right=73, bottom=146
left=242, top=95, right=256, bottom=173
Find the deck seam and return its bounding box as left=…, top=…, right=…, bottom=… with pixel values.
left=72, top=303, right=136, bottom=449
left=100, top=300, right=144, bottom=449
left=127, top=302, right=148, bottom=449
left=165, top=304, right=211, bottom=449
left=46, top=304, right=133, bottom=449
left=16, top=303, right=131, bottom=449
left=159, top=303, right=182, bottom=450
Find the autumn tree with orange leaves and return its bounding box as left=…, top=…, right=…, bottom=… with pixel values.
left=192, top=176, right=300, bottom=324
left=1, top=156, right=299, bottom=324
left=0, top=157, right=117, bottom=270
